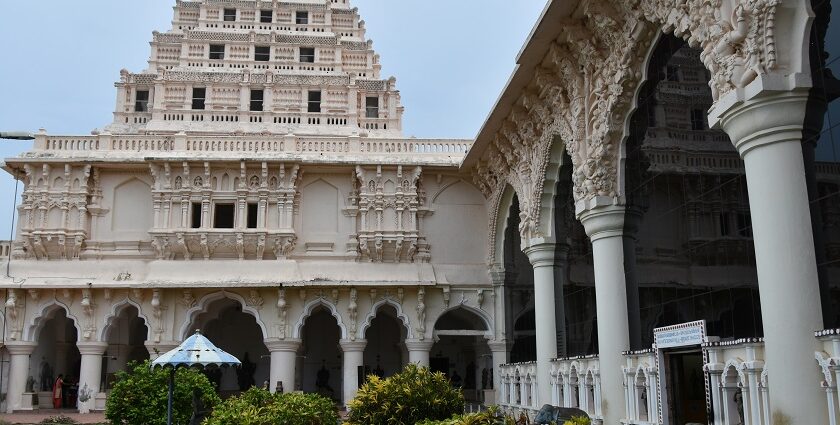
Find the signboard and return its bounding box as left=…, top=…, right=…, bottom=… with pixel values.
left=653, top=320, right=706, bottom=349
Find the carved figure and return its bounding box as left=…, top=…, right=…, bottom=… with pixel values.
left=348, top=288, right=358, bottom=340
left=277, top=288, right=287, bottom=339
left=236, top=233, right=245, bottom=260
left=416, top=288, right=426, bottom=340
left=177, top=233, right=191, bottom=260
left=72, top=235, right=84, bottom=260
left=200, top=233, right=210, bottom=260
left=256, top=235, right=266, bottom=260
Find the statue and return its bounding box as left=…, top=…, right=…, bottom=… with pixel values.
left=276, top=381, right=284, bottom=394
left=316, top=360, right=333, bottom=395
left=189, top=388, right=210, bottom=425
left=734, top=387, right=745, bottom=424
left=39, top=359, right=53, bottom=391
left=236, top=352, right=256, bottom=390
left=26, top=376, right=35, bottom=393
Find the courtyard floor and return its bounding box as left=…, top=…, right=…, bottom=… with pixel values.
left=0, top=410, right=105, bottom=424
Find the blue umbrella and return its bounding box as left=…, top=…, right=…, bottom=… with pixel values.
left=151, top=330, right=241, bottom=425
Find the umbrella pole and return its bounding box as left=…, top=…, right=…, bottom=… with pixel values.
left=167, top=368, right=175, bottom=425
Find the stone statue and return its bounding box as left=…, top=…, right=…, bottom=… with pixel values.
left=26, top=375, right=35, bottom=393
left=237, top=352, right=256, bottom=390
left=39, top=359, right=53, bottom=392
left=189, top=388, right=210, bottom=425
left=734, top=387, right=744, bottom=424
left=316, top=360, right=332, bottom=395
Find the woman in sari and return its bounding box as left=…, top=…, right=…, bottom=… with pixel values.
left=52, top=374, right=64, bottom=409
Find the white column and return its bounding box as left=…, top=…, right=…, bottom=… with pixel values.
left=579, top=206, right=630, bottom=425
left=488, top=341, right=509, bottom=400
left=719, top=91, right=825, bottom=422
left=404, top=340, right=434, bottom=367
left=265, top=338, right=300, bottom=394
left=523, top=241, right=557, bottom=407
left=77, top=341, right=107, bottom=414
left=340, top=339, right=366, bottom=406
left=5, top=342, right=36, bottom=413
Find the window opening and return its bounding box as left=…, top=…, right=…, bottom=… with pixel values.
left=214, top=204, right=235, bottom=229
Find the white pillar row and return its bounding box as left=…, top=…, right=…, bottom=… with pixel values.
left=579, top=205, right=631, bottom=425
left=340, top=339, right=367, bottom=406
left=404, top=340, right=434, bottom=367
left=522, top=241, right=558, bottom=407
left=5, top=342, right=36, bottom=413
left=718, top=90, right=825, bottom=423
left=265, top=338, right=301, bottom=394
left=145, top=343, right=178, bottom=361
left=76, top=341, right=108, bottom=414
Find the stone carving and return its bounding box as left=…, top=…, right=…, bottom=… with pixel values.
left=277, top=288, right=287, bottom=339
left=274, top=236, right=296, bottom=259
left=81, top=288, right=96, bottom=340
left=348, top=288, right=358, bottom=341
left=200, top=233, right=210, bottom=260
left=442, top=286, right=451, bottom=309
left=235, top=234, right=245, bottom=260
left=246, top=290, right=264, bottom=308
left=5, top=289, right=22, bottom=340
left=176, top=233, right=191, bottom=261
left=180, top=289, right=196, bottom=308
left=151, top=289, right=164, bottom=343
left=256, top=235, right=266, bottom=260
left=416, top=288, right=426, bottom=340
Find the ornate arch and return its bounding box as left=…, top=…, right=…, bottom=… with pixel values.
left=178, top=291, right=268, bottom=340
left=488, top=184, right=518, bottom=267
left=357, top=298, right=412, bottom=340
left=291, top=297, right=347, bottom=339
left=99, top=298, right=151, bottom=342
left=25, top=300, right=83, bottom=342
left=432, top=305, right=494, bottom=336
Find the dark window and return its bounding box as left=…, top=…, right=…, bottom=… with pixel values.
left=308, top=90, right=321, bottom=113
left=192, top=87, right=206, bottom=110
left=299, top=47, right=315, bottom=63
left=223, top=8, right=236, bottom=21
left=665, top=65, right=679, bottom=81
left=690, top=109, right=706, bottom=130
left=365, top=96, right=379, bottom=118
left=209, top=44, right=225, bottom=60
left=737, top=213, right=753, bottom=238
left=250, top=89, right=264, bottom=112
left=213, top=204, right=235, bottom=229
left=134, top=90, right=150, bottom=112
left=255, top=46, right=271, bottom=62
left=191, top=202, right=202, bottom=229
left=296, top=11, right=308, bottom=25
left=247, top=203, right=258, bottom=229
left=260, top=10, right=273, bottom=23
left=719, top=213, right=731, bottom=237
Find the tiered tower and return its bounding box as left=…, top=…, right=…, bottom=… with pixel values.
left=108, top=0, right=403, bottom=137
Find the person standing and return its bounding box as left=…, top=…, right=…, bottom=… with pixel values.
left=52, top=374, right=64, bottom=409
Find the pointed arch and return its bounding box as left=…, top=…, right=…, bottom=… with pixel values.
left=292, top=297, right=347, bottom=339
left=178, top=291, right=268, bottom=340
left=99, top=298, right=151, bottom=342
left=357, top=298, right=412, bottom=340
left=490, top=184, right=518, bottom=267
left=25, top=300, right=82, bottom=342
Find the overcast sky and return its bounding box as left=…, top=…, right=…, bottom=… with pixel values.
left=0, top=1, right=548, bottom=237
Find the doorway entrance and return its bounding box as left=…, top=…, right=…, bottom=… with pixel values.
left=664, top=349, right=708, bottom=424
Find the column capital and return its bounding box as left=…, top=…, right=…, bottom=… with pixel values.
left=718, top=90, right=809, bottom=157
left=146, top=342, right=179, bottom=357
left=76, top=341, right=108, bottom=356
left=487, top=340, right=512, bottom=353
left=339, top=339, right=367, bottom=352
left=264, top=338, right=302, bottom=352
left=578, top=205, right=626, bottom=242
left=403, top=340, right=434, bottom=352
left=5, top=341, right=37, bottom=355
left=522, top=242, right=555, bottom=268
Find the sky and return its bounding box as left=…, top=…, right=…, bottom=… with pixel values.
left=0, top=0, right=549, bottom=237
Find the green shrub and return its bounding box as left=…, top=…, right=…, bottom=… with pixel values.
left=563, top=416, right=591, bottom=425
left=347, top=363, right=464, bottom=425
left=416, top=407, right=506, bottom=425
left=105, top=360, right=220, bottom=425
left=203, top=387, right=338, bottom=425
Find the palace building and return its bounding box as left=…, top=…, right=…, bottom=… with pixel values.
left=1, top=0, right=839, bottom=424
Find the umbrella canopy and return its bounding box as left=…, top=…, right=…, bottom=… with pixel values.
left=152, top=330, right=241, bottom=369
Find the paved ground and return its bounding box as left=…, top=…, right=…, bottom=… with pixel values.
left=0, top=410, right=105, bottom=424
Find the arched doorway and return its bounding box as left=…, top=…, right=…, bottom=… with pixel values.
left=300, top=307, right=341, bottom=401
left=31, top=307, right=81, bottom=408
left=189, top=298, right=269, bottom=394
left=431, top=308, right=491, bottom=404
left=102, top=304, right=149, bottom=391
left=362, top=305, right=406, bottom=379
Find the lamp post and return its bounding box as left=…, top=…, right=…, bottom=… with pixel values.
left=0, top=132, right=35, bottom=140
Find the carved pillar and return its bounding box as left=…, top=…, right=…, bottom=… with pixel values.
left=579, top=205, right=631, bottom=425
left=5, top=342, right=36, bottom=413
left=553, top=243, right=570, bottom=357
left=719, top=91, right=824, bottom=422
left=522, top=241, right=557, bottom=407
left=77, top=341, right=107, bottom=414
left=404, top=340, right=434, bottom=367
left=265, top=338, right=300, bottom=394
left=340, top=339, right=367, bottom=406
